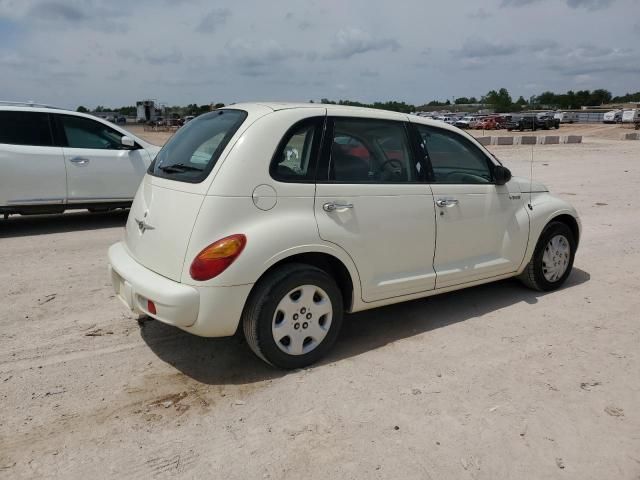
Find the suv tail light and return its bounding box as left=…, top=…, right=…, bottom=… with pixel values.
left=189, top=234, right=246, bottom=281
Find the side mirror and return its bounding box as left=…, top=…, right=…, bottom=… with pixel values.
left=121, top=136, right=135, bottom=148
left=494, top=165, right=512, bottom=185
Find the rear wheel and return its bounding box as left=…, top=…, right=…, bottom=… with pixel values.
left=242, top=264, right=344, bottom=369
left=518, top=221, right=576, bottom=291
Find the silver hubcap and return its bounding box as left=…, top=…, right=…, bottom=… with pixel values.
left=272, top=285, right=333, bottom=356
left=542, top=234, right=571, bottom=282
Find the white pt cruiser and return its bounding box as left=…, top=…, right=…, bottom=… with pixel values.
left=108, top=103, right=580, bottom=369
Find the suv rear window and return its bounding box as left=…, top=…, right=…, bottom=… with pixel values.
left=0, top=111, right=54, bottom=146
left=149, top=109, right=247, bottom=183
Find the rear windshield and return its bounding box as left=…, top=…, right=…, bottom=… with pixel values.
left=148, top=109, right=247, bottom=183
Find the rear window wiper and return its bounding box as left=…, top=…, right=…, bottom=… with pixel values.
left=158, top=163, right=203, bottom=173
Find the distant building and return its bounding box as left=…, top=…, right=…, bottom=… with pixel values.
left=136, top=100, right=163, bottom=122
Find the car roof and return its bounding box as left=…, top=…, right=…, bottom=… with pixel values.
left=224, top=102, right=489, bottom=141
left=229, top=101, right=410, bottom=120
left=0, top=105, right=75, bottom=114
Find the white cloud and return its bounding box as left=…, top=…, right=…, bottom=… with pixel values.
left=324, top=28, right=400, bottom=60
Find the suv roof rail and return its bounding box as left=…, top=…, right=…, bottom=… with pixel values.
left=0, top=100, right=65, bottom=109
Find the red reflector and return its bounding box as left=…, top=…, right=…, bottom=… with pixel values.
left=147, top=300, right=157, bottom=315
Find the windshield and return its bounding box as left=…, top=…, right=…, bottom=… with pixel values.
left=149, top=109, right=247, bottom=183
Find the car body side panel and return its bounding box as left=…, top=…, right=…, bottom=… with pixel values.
left=180, top=195, right=362, bottom=300
left=431, top=182, right=530, bottom=288
left=0, top=144, right=67, bottom=206
left=63, top=147, right=150, bottom=202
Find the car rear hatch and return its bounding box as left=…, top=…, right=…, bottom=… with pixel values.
left=122, top=106, right=269, bottom=282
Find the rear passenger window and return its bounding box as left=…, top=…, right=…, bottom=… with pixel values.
left=325, top=118, right=418, bottom=183
left=0, top=111, right=54, bottom=146
left=270, top=117, right=322, bottom=182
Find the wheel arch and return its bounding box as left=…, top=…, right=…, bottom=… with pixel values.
left=251, top=251, right=358, bottom=313
left=549, top=213, right=580, bottom=248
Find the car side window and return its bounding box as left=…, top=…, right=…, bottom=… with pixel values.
left=325, top=118, right=419, bottom=183
left=415, top=126, right=493, bottom=184
left=270, top=117, right=322, bottom=182
left=58, top=114, right=126, bottom=149
left=0, top=111, right=54, bottom=146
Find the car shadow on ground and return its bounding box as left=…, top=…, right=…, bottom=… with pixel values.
left=140, top=267, right=590, bottom=386
left=0, top=210, right=128, bottom=238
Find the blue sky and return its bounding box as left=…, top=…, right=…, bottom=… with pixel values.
left=0, top=0, right=639, bottom=109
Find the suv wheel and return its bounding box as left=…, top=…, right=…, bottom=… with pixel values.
left=518, top=221, right=576, bottom=292
left=242, top=264, right=344, bottom=369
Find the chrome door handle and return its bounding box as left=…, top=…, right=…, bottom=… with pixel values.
left=436, top=198, right=459, bottom=208
left=69, top=157, right=90, bottom=166
left=323, top=202, right=353, bottom=212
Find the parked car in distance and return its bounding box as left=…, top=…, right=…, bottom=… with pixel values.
left=621, top=109, right=639, bottom=124
left=474, top=116, right=500, bottom=130
left=183, top=115, right=195, bottom=124
left=468, top=116, right=486, bottom=129
left=0, top=103, right=160, bottom=217
left=554, top=111, right=578, bottom=124
left=536, top=112, right=561, bottom=129
left=116, top=116, right=127, bottom=124
left=505, top=115, right=532, bottom=131
left=603, top=110, right=622, bottom=124
left=454, top=116, right=476, bottom=129
left=108, top=102, right=581, bottom=368
left=506, top=114, right=559, bottom=131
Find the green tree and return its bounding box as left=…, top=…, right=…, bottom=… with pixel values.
left=590, top=89, right=612, bottom=105
left=537, top=91, right=556, bottom=107
left=482, top=88, right=512, bottom=112
left=76, top=106, right=89, bottom=113
left=612, top=91, right=640, bottom=103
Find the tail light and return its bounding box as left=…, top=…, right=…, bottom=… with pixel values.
left=189, top=234, right=246, bottom=281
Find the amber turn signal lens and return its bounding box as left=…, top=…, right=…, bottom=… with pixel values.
left=189, top=234, right=247, bottom=281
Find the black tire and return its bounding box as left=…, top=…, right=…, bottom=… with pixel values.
left=242, top=263, right=344, bottom=369
left=518, top=221, right=576, bottom=292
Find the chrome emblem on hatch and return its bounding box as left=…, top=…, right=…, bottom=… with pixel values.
left=135, top=211, right=155, bottom=233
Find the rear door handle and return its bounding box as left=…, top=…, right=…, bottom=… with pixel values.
left=323, top=202, right=353, bottom=212
left=436, top=198, right=459, bottom=208
left=69, top=157, right=90, bottom=166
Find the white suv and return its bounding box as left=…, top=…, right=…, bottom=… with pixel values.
left=0, top=103, right=160, bottom=216
left=108, top=103, right=580, bottom=368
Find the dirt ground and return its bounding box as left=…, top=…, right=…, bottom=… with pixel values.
left=1, top=137, right=639, bottom=479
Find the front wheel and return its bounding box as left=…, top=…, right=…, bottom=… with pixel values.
left=242, top=264, right=344, bottom=369
left=518, top=221, right=576, bottom=291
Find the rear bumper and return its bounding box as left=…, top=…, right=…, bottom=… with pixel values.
left=108, top=242, right=253, bottom=337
